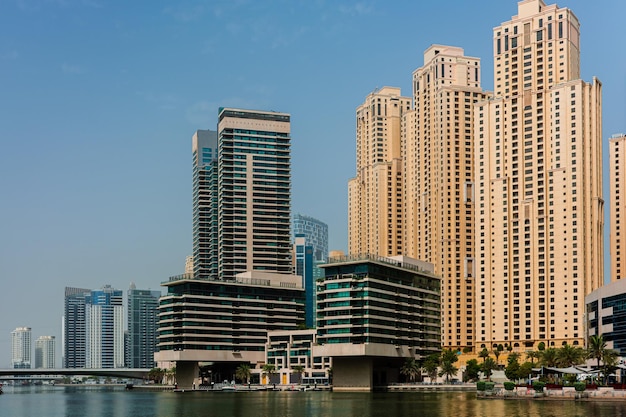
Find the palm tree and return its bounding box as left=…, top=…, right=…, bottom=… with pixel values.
left=478, top=348, right=490, bottom=363
left=422, top=354, right=440, bottom=383
left=493, top=344, right=504, bottom=366
left=292, top=365, right=305, bottom=383
left=400, top=358, right=420, bottom=383
left=526, top=350, right=542, bottom=365
left=165, top=367, right=176, bottom=385
left=439, top=361, right=458, bottom=383
left=235, top=364, right=251, bottom=384
left=601, top=349, right=619, bottom=384
left=481, top=357, right=498, bottom=381
left=556, top=344, right=585, bottom=367
left=262, top=364, right=277, bottom=385
left=588, top=334, right=608, bottom=369
left=539, top=348, right=559, bottom=367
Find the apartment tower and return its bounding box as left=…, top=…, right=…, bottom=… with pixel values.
left=127, top=284, right=161, bottom=368
left=475, top=0, right=603, bottom=350
left=11, top=327, right=32, bottom=369
left=348, top=87, right=411, bottom=257
left=85, top=285, right=124, bottom=368
left=404, top=45, right=488, bottom=349
left=35, top=336, right=55, bottom=369
left=63, top=287, right=90, bottom=368
left=192, top=130, right=218, bottom=279
left=217, top=108, right=292, bottom=279
left=610, top=134, right=626, bottom=281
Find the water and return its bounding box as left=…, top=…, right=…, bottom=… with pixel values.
left=3, top=386, right=626, bottom=417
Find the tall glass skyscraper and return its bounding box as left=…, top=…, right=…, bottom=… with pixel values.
left=217, top=108, right=292, bottom=279
left=127, top=284, right=161, bottom=368
left=192, top=130, right=218, bottom=279
left=63, top=287, right=90, bottom=368
left=294, top=235, right=315, bottom=328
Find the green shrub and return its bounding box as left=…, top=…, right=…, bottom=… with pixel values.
left=485, top=382, right=495, bottom=391
left=476, top=381, right=486, bottom=391
left=532, top=381, right=545, bottom=392
left=503, top=381, right=516, bottom=391
left=574, top=382, right=586, bottom=392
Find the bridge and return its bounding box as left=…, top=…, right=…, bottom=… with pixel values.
left=0, top=368, right=150, bottom=380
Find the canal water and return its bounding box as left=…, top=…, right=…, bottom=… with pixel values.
left=2, top=386, right=626, bottom=417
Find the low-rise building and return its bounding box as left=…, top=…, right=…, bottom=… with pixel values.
left=155, top=271, right=305, bottom=388
left=586, top=279, right=626, bottom=356
left=265, top=329, right=331, bottom=385
left=314, top=254, right=441, bottom=390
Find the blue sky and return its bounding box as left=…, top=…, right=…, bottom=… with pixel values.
left=0, top=0, right=624, bottom=366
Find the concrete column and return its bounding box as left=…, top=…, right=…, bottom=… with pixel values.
left=176, top=361, right=199, bottom=390
left=332, top=357, right=373, bottom=391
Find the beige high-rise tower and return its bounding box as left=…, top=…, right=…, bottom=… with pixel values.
left=348, top=87, right=411, bottom=257
left=404, top=45, right=489, bottom=349
left=475, top=0, right=603, bottom=350
left=610, top=134, right=626, bottom=281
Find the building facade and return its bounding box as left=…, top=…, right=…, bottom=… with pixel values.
left=35, top=336, right=55, bottom=369
left=348, top=87, right=411, bottom=257
left=475, top=0, right=603, bottom=350
left=217, top=108, right=292, bottom=279
left=586, top=279, right=626, bottom=356
left=11, top=327, right=32, bottom=369
left=404, top=45, right=488, bottom=350
left=192, top=129, right=219, bottom=279
left=85, top=285, right=124, bottom=368
left=265, top=329, right=331, bottom=384
left=610, top=133, right=626, bottom=281
left=155, top=271, right=305, bottom=387
left=315, top=254, right=440, bottom=390
left=127, top=284, right=161, bottom=368
left=63, top=287, right=90, bottom=368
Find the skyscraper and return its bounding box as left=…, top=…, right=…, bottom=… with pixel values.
left=293, top=213, right=329, bottom=262
left=610, top=133, right=626, bottom=281
left=192, top=129, right=218, bottom=279
left=85, top=285, right=124, bottom=368
left=475, top=0, right=603, bottom=349
left=11, top=327, right=31, bottom=369
left=35, top=336, right=55, bottom=369
left=404, top=45, right=488, bottom=350
left=63, top=287, right=90, bottom=368
left=348, top=87, right=411, bottom=257
left=217, top=108, right=292, bottom=279
left=127, top=284, right=161, bottom=368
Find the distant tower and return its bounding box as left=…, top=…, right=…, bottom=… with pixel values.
left=85, top=285, right=124, bottom=368
left=63, top=287, right=90, bottom=368
left=293, top=214, right=329, bottom=262
left=610, top=133, right=626, bottom=281
left=11, top=327, right=32, bottom=369
left=35, top=336, right=55, bottom=369
left=217, top=108, right=292, bottom=279
left=127, top=283, right=161, bottom=368
left=192, top=130, right=218, bottom=279
left=185, top=256, right=194, bottom=275
left=348, top=87, right=411, bottom=257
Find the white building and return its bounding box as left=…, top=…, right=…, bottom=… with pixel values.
left=11, top=327, right=32, bottom=369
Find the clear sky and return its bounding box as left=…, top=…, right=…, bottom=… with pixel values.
left=0, top=0, right=624, bottom=367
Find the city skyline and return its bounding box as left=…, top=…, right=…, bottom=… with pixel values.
left=1, top=0, right=624, bottom=364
